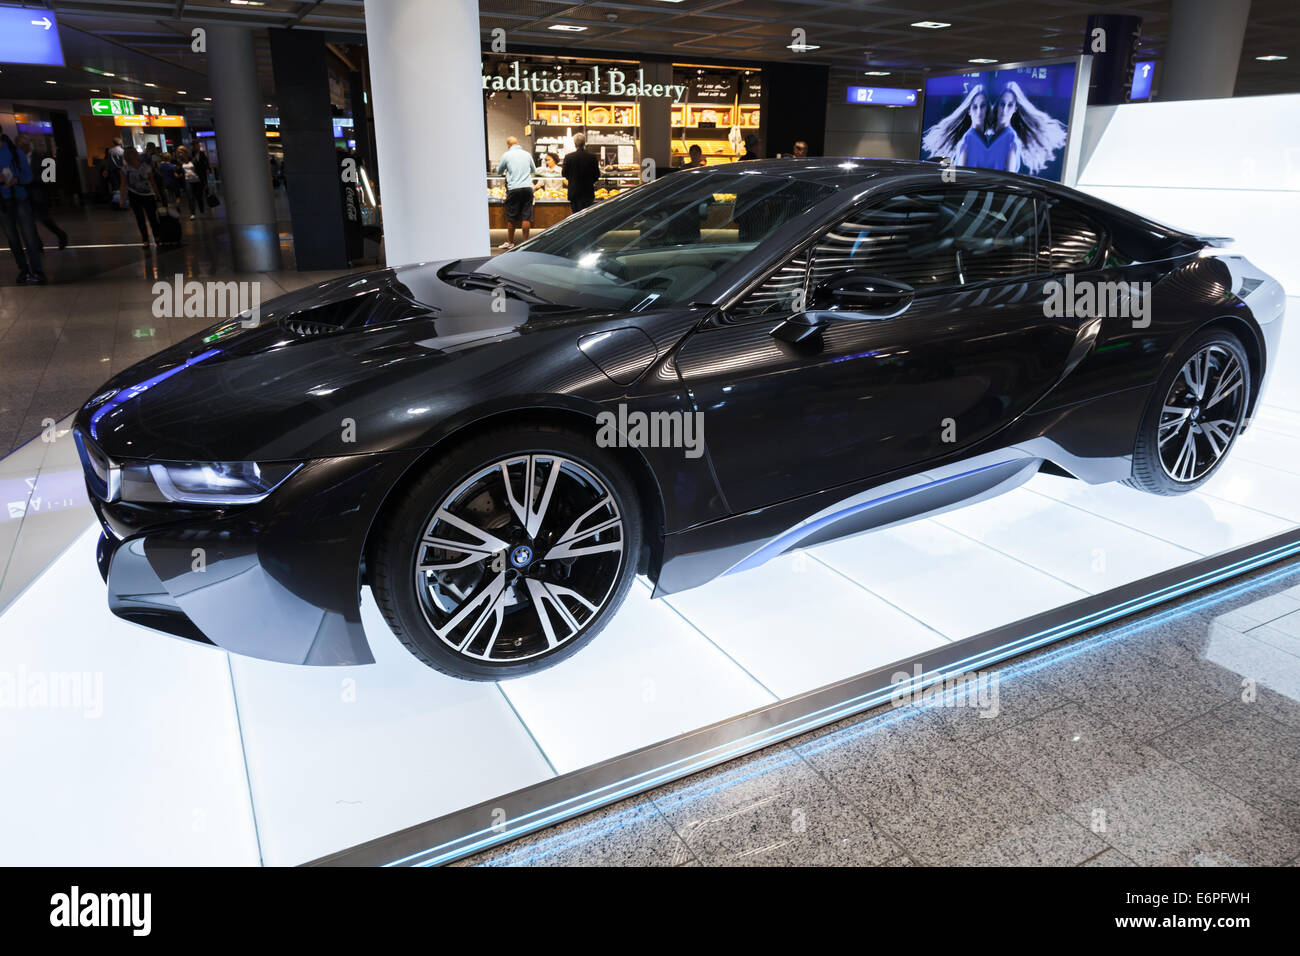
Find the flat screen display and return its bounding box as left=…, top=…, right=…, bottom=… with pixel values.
left=0, top=8, right=64, bottom=66
left=920, top=62, right=1078, bottom=182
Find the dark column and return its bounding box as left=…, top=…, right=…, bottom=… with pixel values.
left=1082, top=13, right=1143, bottom=105
left=268, top=27, right=351, bottom=270
left=763, top=62, right=829, bottom=158
left=638, top=59, right=673, bottom=178
left=349, top=70, right=377, bottom=180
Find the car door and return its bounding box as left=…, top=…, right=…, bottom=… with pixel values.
left=675, top=184, right=1084, bottom=514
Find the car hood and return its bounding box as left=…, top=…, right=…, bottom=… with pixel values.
left=74, top=260, right=642, bottom=462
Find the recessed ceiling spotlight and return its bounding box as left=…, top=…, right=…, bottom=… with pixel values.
left=45, top=79, right=57, bottom=84
left=548, top=24, right=587, bottom=32
left=144, top=82, right=157, bottom=87
left=1256, top=54, right=1288, bottom=61
left=90, top=88, right=101, bottom=92
left=177, top=90, right=188, bottom=94
left=911, top=21, right=951, bottom=29
left=103, top=72, right=115, bottom=77
left=969, top=58, right=998, bottom=64
left=864, top=70, right=891, bottom=76
left=787, top=43, right=822, bottom=50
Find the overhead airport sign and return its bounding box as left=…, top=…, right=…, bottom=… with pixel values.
left=0, top=7, right=65, bottom=66
left=845, top=86, right=919, bottom=106
left=91, top=98, right=137, bottom=117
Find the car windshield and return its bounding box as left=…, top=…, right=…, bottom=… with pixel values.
left=470, top=171, right=837, bottom=310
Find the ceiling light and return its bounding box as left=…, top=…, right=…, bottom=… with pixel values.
left=1256, top=54, right=1288, bottom=61
left=103, top=72, right=115, bottom=77
left=548, top=24, right=587, bottom=32
left=204, top=96, right=212, bottom=101
left=90, top=88, right=101, bottom=92
left=45, top=80, right=57, bottom=84
left=864, top=70, right=891, bottom=76
left=787, top=43, right=822, bottom=50
left=969, top=58, right=998, bottom=64
left=911, top=21, right=951, bottom=29
left=144, top=82, right=157, bottom=87
left=177, top=90, right=187, bottom=95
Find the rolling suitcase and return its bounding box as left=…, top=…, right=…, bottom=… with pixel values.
left=155, top=209, right=182, bottom=246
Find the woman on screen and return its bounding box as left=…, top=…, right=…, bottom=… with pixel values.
left=921, top=84, right=990, bottom=166
left=993, top=80, right=1068, bottom=175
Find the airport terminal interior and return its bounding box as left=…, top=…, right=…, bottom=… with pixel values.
left=2, top=0, right=1300, bottom=870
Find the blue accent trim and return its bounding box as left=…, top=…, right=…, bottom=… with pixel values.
left=725, top=461, right=1007, bottom=576
left=380, top=535, right=1300, bottom=866
left=89, top=349, right=222, bottom=440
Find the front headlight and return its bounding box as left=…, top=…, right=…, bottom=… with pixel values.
left=119, top=460, right=302, bottom=505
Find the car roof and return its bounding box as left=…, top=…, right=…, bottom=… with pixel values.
left=685, top=157, right=1086, bottom=194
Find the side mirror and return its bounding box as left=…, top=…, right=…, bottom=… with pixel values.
left=811, top=272, right=915, bottom=318
left=770, top=272, right=914, bottom=344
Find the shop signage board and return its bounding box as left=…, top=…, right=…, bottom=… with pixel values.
left=690, top=75, right=737, bottom=103
left=845, top=85, right=919, bottom=106
left=90, top=98, right=136, bottom=117
left=0, top=7, right=64, bottom=66
left=114, top=116, right=148, bottom=127
left=740, top=74, right=763, bottom=104
left=483, top=61, right=688, bottom=102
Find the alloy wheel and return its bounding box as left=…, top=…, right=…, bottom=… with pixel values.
left=413, top=454, right=625, bottom=663
left=1157, top=344, right=1246, bottom=483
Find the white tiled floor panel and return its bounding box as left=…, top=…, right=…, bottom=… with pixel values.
left=1, top=299, right=1297, bottom=864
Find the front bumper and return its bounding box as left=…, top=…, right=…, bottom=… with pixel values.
left=87, top=448, right=423, bottom=665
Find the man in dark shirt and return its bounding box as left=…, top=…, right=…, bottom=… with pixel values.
left=561, top=133, right=600, bottom=214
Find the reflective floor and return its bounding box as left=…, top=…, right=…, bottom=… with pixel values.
left=458, top=559, right=1300, bottom=867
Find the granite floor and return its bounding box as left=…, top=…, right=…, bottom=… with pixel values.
left=457, top=557, right=1300, bottom=867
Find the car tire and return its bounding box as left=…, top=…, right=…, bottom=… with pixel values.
left=1124, top=327, right=1250, bottom=496
left=369, top=424, right=643, bottom=680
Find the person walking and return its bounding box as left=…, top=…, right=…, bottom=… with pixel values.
left=119, top=146, right=163, bottom=246
left=561, top=132, right=600, bottom=214
left=194, top=144, right=214, bottom=209
left=0, top=132, right=46, bottom=284
left=495, top=135, right=536, bottom=250
left=178, top=146, right=204, bottom=219
left=156, top=151, right=184, bottom=214
left=107, top=137, right=125, bottom=207
left=16, top=134, right=68, bottom=250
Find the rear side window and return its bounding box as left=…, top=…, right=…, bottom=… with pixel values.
left=807, top=188, right=1038, bottom=291
left=1047, top=202, right=1104, bottom=270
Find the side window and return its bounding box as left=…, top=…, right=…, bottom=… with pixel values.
left=730, top=249, right=809, bottom=318
left=1048, top=202, right=1104, bottom=271
left=806, top=188, right=1038, bottom=293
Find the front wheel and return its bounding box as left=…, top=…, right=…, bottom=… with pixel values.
left=369, top=426, right=642, bottom=680
left=1125, top=328, right=1250, bottom=495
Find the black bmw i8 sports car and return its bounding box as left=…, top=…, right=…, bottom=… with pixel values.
left=74, top=159, right=1285, bottom=679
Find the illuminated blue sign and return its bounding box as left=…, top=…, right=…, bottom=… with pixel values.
left=0, top=8, right=64, bottom=66
left=846, top=85, right=918, bottom=106
left=1130, top=60, right=1155, bottom=100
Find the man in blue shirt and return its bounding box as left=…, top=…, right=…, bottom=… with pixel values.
left=0, top=132, right=45, bottom=284
left=496, top=136, right=536, bottom=250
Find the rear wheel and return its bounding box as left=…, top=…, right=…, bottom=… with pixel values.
left=369, top=426, right=642, bottom=680
left=1125, top=328, right=1249, bottom=495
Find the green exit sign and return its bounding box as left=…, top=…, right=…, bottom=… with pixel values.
left=131, top=328, right=156, bottom=339
left=90, top=98, right=135, bottom=116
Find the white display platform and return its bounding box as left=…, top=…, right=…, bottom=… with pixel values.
left=2, top=304, right=1297, bottom=866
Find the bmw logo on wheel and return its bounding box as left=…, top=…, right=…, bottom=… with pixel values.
left=509, top=545, right=533, bottom=569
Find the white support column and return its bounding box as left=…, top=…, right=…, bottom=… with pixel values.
left=1159, top=0, right=1252, bottom=101
left=365, top=0, right=489, bottom=266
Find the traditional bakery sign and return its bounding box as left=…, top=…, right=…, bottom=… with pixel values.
left=482, top=62, right=688, bottom=102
